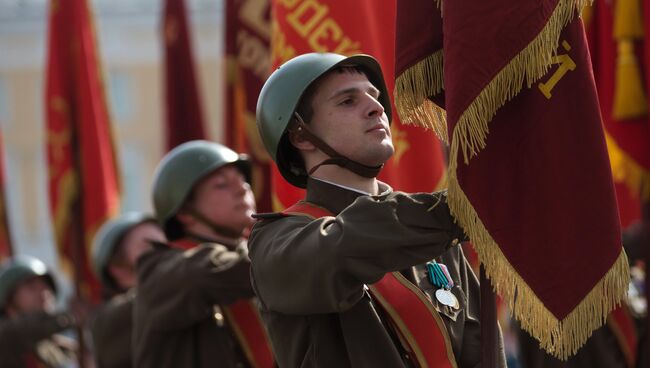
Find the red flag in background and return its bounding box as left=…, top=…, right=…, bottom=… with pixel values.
left=46, top=0, right=121, bottom=302
left=270, top=0, right=446, bottom=211
left=225, top=0, right=274, bottom=212
left=163, top=0, right=207, bottom=151
left=396, top=0, right=629, bottom=360
left=0, top=132, right=12, bottom=262
left=585, top=0, right=649, bottom=225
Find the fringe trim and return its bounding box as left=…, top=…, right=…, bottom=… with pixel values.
left=444, top=0, right=629, bottom=359
left=394, top=50, right=449, bottom=143
left=453, top=0, right=592, bottom=164
left=606, top=132, right=650, bottom=200
left=447, top=153, right=630, bottom=359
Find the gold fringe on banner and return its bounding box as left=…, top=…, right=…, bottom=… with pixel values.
left=606, top=132, right=650, bottom=200
left=394, top=50, right=448, bottom=142
left=450, top=0, right=593, bottom=163
left=447, top=159, right=630, bottom=359
left=395, top=0, right=631, bottom=359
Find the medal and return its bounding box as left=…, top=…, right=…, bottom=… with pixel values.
left=435, top=289, right=460, bottom=308
left=426, top=261, right=459, bottom=309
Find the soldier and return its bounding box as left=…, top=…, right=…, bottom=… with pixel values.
left=0, top=255, right=83, bottom=367
left=133, top=140, right=274, bottom=368
left=251, top=52, right=506, bottom=367
left=90, top=212, right=165, bottom=368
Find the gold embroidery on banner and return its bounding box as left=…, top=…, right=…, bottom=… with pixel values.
left=538, top=41, right=576, bottom=99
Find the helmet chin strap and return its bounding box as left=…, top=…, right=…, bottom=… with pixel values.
left=291, top=113, right=383, bottom=178
left=185, top=207, right=244, bottom=239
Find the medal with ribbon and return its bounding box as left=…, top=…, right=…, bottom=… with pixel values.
left=426, top=261, right=459, bottom=309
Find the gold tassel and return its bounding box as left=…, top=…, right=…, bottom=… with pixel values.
left=613, top=0, right=644, bottom=39
left=613, top=40, right=648, bottom=119
left=606, top=132, right=650, bottom=200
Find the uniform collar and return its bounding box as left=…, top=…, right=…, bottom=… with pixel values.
left=305, top=177, right=392, bottom=215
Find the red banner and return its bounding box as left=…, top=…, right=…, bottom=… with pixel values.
left=225, top=0, right=273, bottom=212
left=46, top=0, right=121, bottom=302
left=269, top=0, right=446, bottom=211
left=163, top=0, right=207, bottom=151
left=0, top=132, right=11, bottom=262
left=585, top=0, right=649, bottom=216
left=396, top=0, right=629, bottom=360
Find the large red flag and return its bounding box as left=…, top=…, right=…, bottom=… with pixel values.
left=0, top=132, right=11, bottom=262
left=163, top=0, right=207, bottom=151
left=586, top=0, right=649, bottom=217
left=270, top=0, right=446, bottom=211
left=46, top=0, right=121, bottom=302
left=224, top=0, right=274, bottom=212
left=395, top=0, right=629, bottom=360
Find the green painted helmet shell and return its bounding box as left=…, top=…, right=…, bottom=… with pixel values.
left=152, top=140, right=251, bottom=240
left=92, top=212, right=154, bottom=287
left=256, top=53, right=391, bottom=188
left=0, top=256, right=56, bottom=310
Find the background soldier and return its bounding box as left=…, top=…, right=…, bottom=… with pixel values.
left=133, top=140, right=273, bottom=368
left=251, top=52, right=505, bottom=367
left=90, top=212, right=165, bottom=368
left=0, top=255, right=85, bottom=368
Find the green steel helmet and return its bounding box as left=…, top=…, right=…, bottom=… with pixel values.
left=0, top=255, right=56, bottom=311
left=92, top=212, right=155, bottom=287
left=152, top=140, right=251, bottom=240
left=256, top=52, right=392, bottom=188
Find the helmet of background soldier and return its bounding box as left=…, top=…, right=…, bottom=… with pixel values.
left=0, top=255, right=56, bottom=311
left=92, top=212, right=156, bottom=289
left=152, top=140, right=252, bottom=240
left=256, top=52, right=391, bottom=188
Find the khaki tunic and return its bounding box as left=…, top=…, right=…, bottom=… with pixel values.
left=90, top=291, right=134, bottom=368
left=249, top=178, right=506, bottom=367
left=0, top=312, right=76, bottom=368
left=133, top=241, right=255, bottom=368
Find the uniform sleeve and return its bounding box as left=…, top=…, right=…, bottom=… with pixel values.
left=0, top=311, right=75, bottom=356
left=249, top=191, right=463, bottom=315
left=90, top=294, right=133, bottom=368
left=135, top=243, right=254, bottom=331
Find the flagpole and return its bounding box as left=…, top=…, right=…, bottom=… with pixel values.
left=638, top=200, right=650, bottom=368
left=71, top=134, right=87, bottom=368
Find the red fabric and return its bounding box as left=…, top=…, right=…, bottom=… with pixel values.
left=283, top=201, right=456, bottom=367
left=224, top=300, right=275, bottom=368
left=270, top=0, right=446, bottom=210
left=440, top=0, right=622, bottom=321
left=163, top=0, right=206, bottom=151
left=224, top=0, right=273, bottom=212
left=608, top=306, right=638, bottom=368
left=395, top=0, right=444, bottom=108
left=584, top=0, right=648, bottom=221
left=0, top=132, right=12, bottom=261
left=45, top=0, right=121, bottom=302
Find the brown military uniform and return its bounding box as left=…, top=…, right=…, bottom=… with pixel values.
left=249, top=178, right=506, bottom=367
left=132, top=240, right=255, bottom=368
left=90, top=290, right=134, bottom=368
left=0, top=311, right=76, bottom=368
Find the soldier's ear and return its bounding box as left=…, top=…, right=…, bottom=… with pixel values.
left=288, top=127, right=316, bottom=152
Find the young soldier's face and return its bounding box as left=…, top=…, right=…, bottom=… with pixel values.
left=190, top=165, right=256, bottom=235
left=8, top=276, right=55, bottom=315
left=308, top=70, right=394, bottom=166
